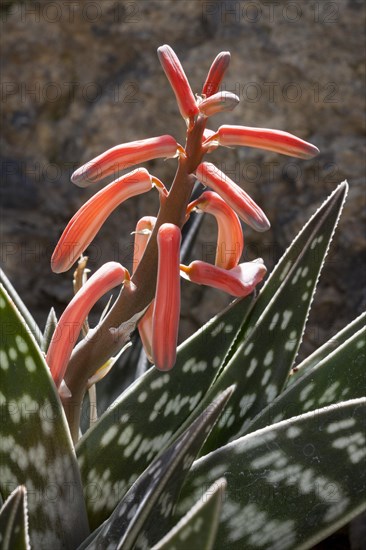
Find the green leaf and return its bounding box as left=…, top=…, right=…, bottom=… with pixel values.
left=86, top=387, right=234, bottom=550
left=0, top=268, right=42, bottom=346
left=152, top=478, right=226, bottom=550
left=244, top=325, right=366, bottom=434
left=179, top=398, right=366, bottom=550
left=41, top=306, right=58, bottom=353
left=0, top=285, right=90, bottom=548
left=196, top=181, right=349, bottom=454
left=287, top=311, right=366, bottom=387
left=0, top=486, right=30, bottom=550
left=77, top=295, right=253, bottom=530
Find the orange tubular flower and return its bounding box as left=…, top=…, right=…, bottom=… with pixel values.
left=180, top=259, right=267, bottom=297
left=152, top=223, right=182, bottom=371
left=202, top=51, right=231, bottom=98
left=198, top=92, right=240, bottom=118
left=157, top=45, right=199, bottom=127
left=51, top=168, right=153, bottom=274
left=187, top=191, right=243, bottom=270
left=71, top=135, right=179, bottom=187
left=46, top=262, right=129, bottom=389
left=204, top=125, right=320, bottom=159
left=195, top=162, right=270, bottom=232
left=132, top=216, right=157, bottom=363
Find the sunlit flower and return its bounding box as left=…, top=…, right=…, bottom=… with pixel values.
left=46, top=262, right=129, bottom=389
left=51, top=168, right=153, bottom=274
left=72, top=135, right=179, bottom=187
left=187, top=190, right=243, bottom=269
left=202, top=51, right=231, bottom=97
left=180, top=259, right=267, bottom=297
left=195, top=162, right=270, bottom=232
left=157, top=44, right=199, bottom=127
left=152, top=223, right=181, bottom=371
left=204, top=125, right=320, bottom=159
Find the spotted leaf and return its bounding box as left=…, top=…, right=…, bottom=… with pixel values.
left=0, top=486, right=30, bottom=550
left=76, top=295, right=252, bottom=530
left=178, top=398, right=366, bottom=550
left=195, top=181, right=348, bottom=454
left=0, top=285, right=90, bottom=549
left=152, top=478, right=226, bottom=550
left=0, top=268, right=42, bottom=346
left=244, top=323, right=366, bottom=434
left=85, top=387, right=234, bottom=550
left=286, top=311, right=366, bottom=387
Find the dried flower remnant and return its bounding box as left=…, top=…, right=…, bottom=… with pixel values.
left=133, top=216, right=157, bottom=362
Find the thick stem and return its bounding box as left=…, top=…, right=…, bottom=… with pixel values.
left=62, top=117, right=206, bottom=441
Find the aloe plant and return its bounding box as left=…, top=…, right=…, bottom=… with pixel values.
left=1, top=45, right=364, bottom=549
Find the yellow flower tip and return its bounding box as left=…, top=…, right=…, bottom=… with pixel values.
left=151, top=176, right=168, bottom=198
left=176, top=143, right=187, bottom=159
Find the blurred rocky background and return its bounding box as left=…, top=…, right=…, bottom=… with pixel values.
left=1, top=0, right=365, bottom=362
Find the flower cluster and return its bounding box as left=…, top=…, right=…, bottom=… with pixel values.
left=48, top=44, right=318, bottom=385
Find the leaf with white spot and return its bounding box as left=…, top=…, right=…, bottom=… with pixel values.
left=195, top=182, right=348, bottom=454
left=152, top=478, right=226, bottom=550
left=76, top=295, right=253, bottom=530
left=0, top=268, right=42, bottom=346
left=0, top=486, right=30, bottom=550
left=0, top=285, right=90, bottom=549
left=85, top=387, right=234, bottom=550
left=178, top=398, right=366, bottom=550
left=287, top=311, right=366, bottom=387
left=244, top=325, right=366, bottom=434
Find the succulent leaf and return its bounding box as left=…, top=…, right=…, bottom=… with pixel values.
left=0, top=486, right=30, bottom=550
left=179, top=399, right=366, bottom=550
left=76, top=295, right=253, bottom=530
left=0, top=285, right=90, bottom=548
left=152, top=478, right=226, bottom=550
left=286, top=311, right=366, bottom=387
left=0, top=268, right=42, bottom=346
left=85, top=387, right=234, bottom=550
left=196, top=181, right=348, bottom=454
left=244, top=324, right=366, bottom=434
